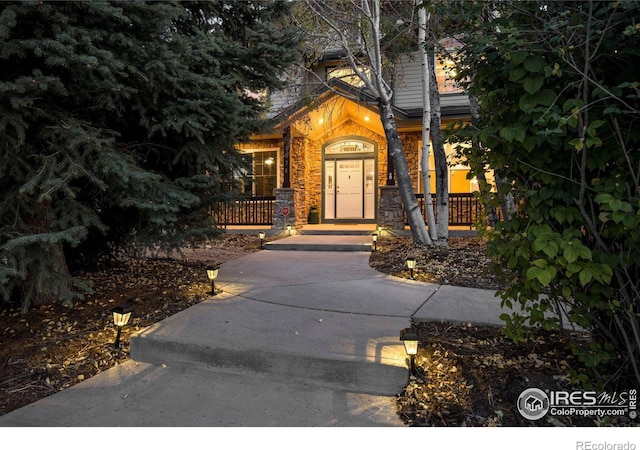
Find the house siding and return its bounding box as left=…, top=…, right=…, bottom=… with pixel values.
left=393, top=53, right=424, bottom=110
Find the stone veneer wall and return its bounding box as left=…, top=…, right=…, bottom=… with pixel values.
left=378, top=186, right=405, bottom=230
left=299, top=119, right=388, bottom=224
left=399, top=131, right=421, bottom=192
left=273, top=188, right=294, bottom=232
left=289, top=135, right=316, bottom=227
left=247, top=125, right=421, bottom=228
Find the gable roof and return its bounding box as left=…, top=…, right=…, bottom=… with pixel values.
left=266, top=77, right=468, bottom=139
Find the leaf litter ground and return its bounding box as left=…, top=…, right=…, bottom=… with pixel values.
left=0, top=233, right=631, bottom=426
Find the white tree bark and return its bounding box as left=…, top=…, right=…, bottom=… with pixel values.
left=428, top=48, right=449, bottom=241
left=380, top=102, right=432, bottom=246
left=418, top=3, right=438, bottom=243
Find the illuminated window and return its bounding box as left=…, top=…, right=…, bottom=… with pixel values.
left=417, top=142, right=472, bottom=193
left=238, top=150, right=278, bottom=196
left=435, top=57, right=462, bottom=94
left=326, top=65, right=370, bottom=87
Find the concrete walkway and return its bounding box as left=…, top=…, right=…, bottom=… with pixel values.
left=0, top=235, right=505, bottom=427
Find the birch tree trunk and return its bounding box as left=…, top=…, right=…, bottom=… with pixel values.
left=428, top=48, right=449, bottom=241
left=380, top=101, right=432, bottom=246
left=418, top=3, right=438, bottom=243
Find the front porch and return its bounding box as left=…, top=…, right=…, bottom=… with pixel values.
left=213, top=192, right=492, bottom=233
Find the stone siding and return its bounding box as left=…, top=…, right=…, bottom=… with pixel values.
left=378, top=186, right=405, bottom=230
left=250, top=124, right=422, bottom=227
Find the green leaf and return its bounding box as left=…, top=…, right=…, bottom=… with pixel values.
left=538, top=269, right=554, bottom=286
left=537, top=89, right=556, bottom=106
left=527, top=265, right=555, bottom=286
left=611, top=210, right=626, bottom=223
left=499, top=126, right=526, bottom=143
left=594, top=193, right=614, bottom=204
left=579, top=269, right=593, bottom=286
left=543, top=241, right=559, bottom=257
left=509, top=65, right=527, bottom=81
left=523, top=135, right=537, bottom=152
left=578, top=246, right=592, bottom=260
left=564, top=246, right=580, bottom=264
left=523, top=76, right=544, bottom=94
left=563, top=98, right=583, bottom=113
left=523, top=55, right=544, bottom=73
left=510, top=51, right=528, bottom=66
left=519, top=93, right=537, bottom=112
left=569, top=138, right=584, bottom=151
left=533, top=258, right=548, bottom=268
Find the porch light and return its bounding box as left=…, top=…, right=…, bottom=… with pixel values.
left=206, top=266, right=219, bottom=295
left=400, top=327, right=420, bottom=375
left=259, top=231, right=265, bottom=249
left=406, top=257, right=416, bottom=279
left=111, top=306, right=132, bottom=350
left=371, top=233, right=378, bottom=252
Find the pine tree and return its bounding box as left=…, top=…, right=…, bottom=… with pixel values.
left=0, top=1, right=302, bottom=312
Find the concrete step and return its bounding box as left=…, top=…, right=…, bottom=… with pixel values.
left=129, top=296, right=410, bottom=396
left=299, top=229, right=373, bottom=236
left=265, top=235, right=373, bottom=252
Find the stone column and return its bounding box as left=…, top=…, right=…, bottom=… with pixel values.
left=378, top=186, right=404, bottom=230
left=273, top=188, right=295, bottom=233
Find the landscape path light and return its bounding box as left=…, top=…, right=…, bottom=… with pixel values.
left=259, top=231, right=265, bottom=249
left=400, top=327, right=420, bottom=376
left=287, top=225, right=292, bottom=236
left=371, top=233, right=378, bottom=252
left=206, top=266, right=219, bottom=295
left=406, top=257, right=416, bottom=279
left=111, top=306, right=132, bottom=350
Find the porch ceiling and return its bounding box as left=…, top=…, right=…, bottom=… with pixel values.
left=264, top=89, right=423, bottom=141
left=293, top=95, right=383, bottom=140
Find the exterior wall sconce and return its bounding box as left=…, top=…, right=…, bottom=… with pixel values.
left=206, top=266, right=219, bottom=295
left=111, top=306, right=132, bottom=350
left=259, top=231, right=265, bottom=249
left=406, top=257, right=416, bottom=279
left=400, top=327, right=420, bottom=376
left=372, top=233, right=378, bottom=252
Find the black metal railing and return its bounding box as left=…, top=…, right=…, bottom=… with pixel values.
left=214, top=193, right=494, bottom=227
left=408, top=193, right=490, bottom=228
left=214, top=196, right=275, bottom=226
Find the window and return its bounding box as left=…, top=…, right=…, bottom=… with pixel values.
left=238, top=150, right=278, bottom=196
left=435, top=56, right=462, bottom=94
left=326, top=65, right=370, bottom=87
left=417, top=141, right=472, bottom=193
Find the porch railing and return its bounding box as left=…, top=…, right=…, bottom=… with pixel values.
left=214, top=196, right=275, bottom=226
left=213, top=193, right=493, bottom=227
left=410, top=193, right=495, bottom=228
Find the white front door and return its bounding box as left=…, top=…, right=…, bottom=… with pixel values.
left=324, top=157, right=375, bottom=221
left=336, top=159, right=363, bottom=218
